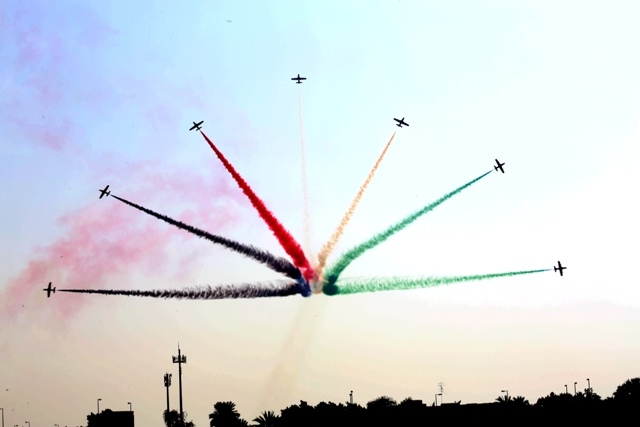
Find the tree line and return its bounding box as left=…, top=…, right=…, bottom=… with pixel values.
left=159, top=377, right=640, bottom=427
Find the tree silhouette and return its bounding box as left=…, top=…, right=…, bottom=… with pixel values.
left=252, top=410, right=279, bottom=427
left=613, top=377, right=640, bottom=405
left=511, top=396, right=530, bottom=406
left=495, top=395, right=512, bottom=404
left=366, top=396, right=397, bottom=410
left=164, top=409, right=195, bottom=427
left=209, top=402, right=248, bottom=427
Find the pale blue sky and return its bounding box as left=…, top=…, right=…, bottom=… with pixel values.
left=1, top=1, right=639, bottom=426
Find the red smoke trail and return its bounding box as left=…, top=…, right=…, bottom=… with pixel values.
left=199, top=130, right=315, bottom=286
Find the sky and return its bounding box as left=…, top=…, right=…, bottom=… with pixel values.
left=1, top=0, right=640, bottom=425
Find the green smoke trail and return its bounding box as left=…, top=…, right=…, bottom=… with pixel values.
left=324, top=269, right=550, bottom=296
left=323, top=170, right=493, bottom=290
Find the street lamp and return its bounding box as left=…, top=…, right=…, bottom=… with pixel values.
left=501, top=390, right=509, bottom=399
left=0, top=407, right=4, bottom=427
left=128, top=402, right=132, bottom=412
left=97, top=398, right=102, bottom=414
left=587, top=378, right=591, bottom=391
left=574, top=382, right=577, bottom=395
left=25, top=422, right=30, bottom=427
left=564, top=384, right=568, bottom=394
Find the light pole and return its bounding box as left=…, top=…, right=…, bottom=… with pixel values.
left=564, top=384, right=568, bottom=394
left=0, top=407, right=4, bottom=427
left=501, top=389, right=509, bottom=400
left=587, top=378, right=591, bottom=392
left=349, top=391, right=353, bottom=405
left=128, top=402, right=132, bottom=412
left=574, top=382, right=577, bottom=395
left=97, top=398, right=101, bottom=414
left=25, top=422, right=30, bottom=427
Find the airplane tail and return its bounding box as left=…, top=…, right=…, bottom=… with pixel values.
left=494, top=166, right=498, bottom=171
left=553, top=266, right=558, bottom=272
left=53, top=288, right=56, bottom=293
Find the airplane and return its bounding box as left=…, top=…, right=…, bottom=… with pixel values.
left=291, top=74, right=306, bottom=84
left=394, top=117, right=409, bottom=128
left=43, top=282, right=56, bottom=298
left=98, top=185, right=110, bottom=199
left=189, top=120, right=204, bottom=131
left=494, top=159, right=506, bottom=173
left=554, top=261, right=567, bottom=276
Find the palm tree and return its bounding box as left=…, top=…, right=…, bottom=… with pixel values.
left=252, top=411, right=279, bottom=427
left=495, top=395, right=513, bottom=404
left=512, top=396, right=530, bottom=406
left=210, top=402, right=248, bottom=427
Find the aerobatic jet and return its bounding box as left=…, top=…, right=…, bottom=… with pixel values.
left=554, top=261, right=567, bottom=276
left=98, top=185, right=110, bottom=199
left=494, top=159, right=506, bottom=173
left=189, top=121, right=204, bottom=131
left=43, top=282, right=56, bottom=298
left=291, top=74, right=306, bottom=84
left=394, top=117, right=409, bottom=128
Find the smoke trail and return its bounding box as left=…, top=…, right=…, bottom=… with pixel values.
left=314, top=132, right=397, bottom=292
left=199, top=131, right=314, bottom=291
left=59, top=280, right=300, bottom=299
left=324, top=269, right=551, bottom=296
left=109, top=194, right=305, bottom=285
left=298, top=91, right=313, bottom=259
left=324, top=170, right=493, bottom=290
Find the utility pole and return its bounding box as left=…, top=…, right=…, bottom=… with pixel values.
left=349, top=391, right=353, bottom=405
left=172, top=344, right=187, bottom=421
left=164, top=373, right=172, bottom=414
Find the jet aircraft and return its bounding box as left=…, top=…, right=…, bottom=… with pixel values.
left=394, top=117, right=409, bottom=128
left=494, top=159, right=506, bottom=173
left=291, top=74, right=306, bottom=84
left=554, top=261, right=567, bottom=276
left=98, top=185, right=110, bottom=199
left=189, top=121, right=204, bottom=131
left=43, top=282, right=56, bottom=298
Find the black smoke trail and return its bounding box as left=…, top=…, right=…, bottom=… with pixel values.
left=109, top=194, right=304, bottom=282
left=58, top=280, right=300, bottom=300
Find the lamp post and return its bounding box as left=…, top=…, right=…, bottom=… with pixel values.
left=128, top=402, right=132, bottom=412
left=587, top=378, right=591, bottom=391
left=1, top=407, right=4, bottom=427
left=574, top=382, right=577, bottom=395
left=501, top=390, right=509, bottom=400
left=25, top=422, right=30, bottom=427
left=97, top=398, right=101, bottom=414
left=349, top=391, right=353, bottom=405
left=564, top=384, right=568, bottom=394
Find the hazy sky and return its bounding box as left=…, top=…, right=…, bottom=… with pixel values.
left=2, top=1, right=640, bottom=426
